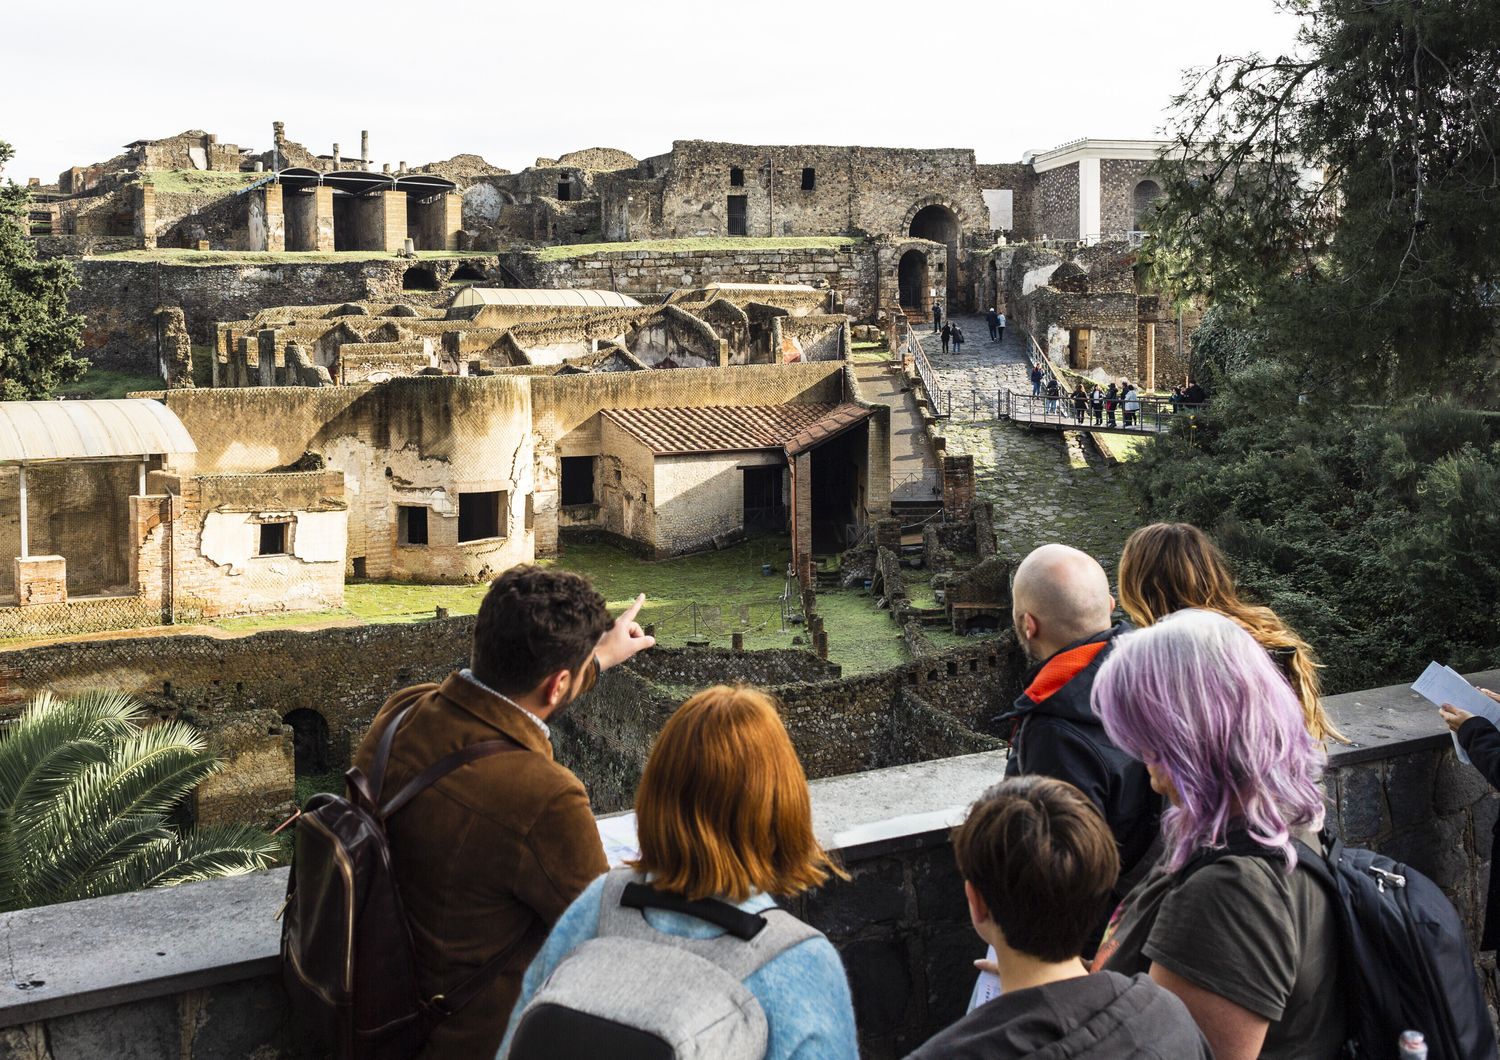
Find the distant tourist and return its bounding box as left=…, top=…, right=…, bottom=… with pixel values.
left=906, top=777, right=1211, bottom=1060
left=500, top=686, right=857, bottom=1060
left=1440, top=687, right=1500, bottom=956
left=1104, top=382, right=1119, bottom=428
left=1031, top=363, right=1045, bottom=397
left=1116, top=522, right=1344, bottom=743
left=1183, top=379, right=1207, bottom=405
left=953, top=325, right=965, bottom=354
left=1071, top=384, right=1088, bottom=424
left=1092, top=611, right=1346, bottom=1060
left=997, top=311, right=1006, bottom=344
left=1044, top=376, right=1060, bottom=415
left=1169, top=384, right=1184, bottom=413
left=1090, top=385, right=1105, bottom=426
left=942, top=321, right=953, bottom=354
left=995, top=545, right=1161, bottom=944
left=349, top=567, right=654, bottom=1057
left=933, top=300, right=944, bottom=332
left=986, top=307, right=1000, bottom=341
left=1122, top=383, right=1140, bottom=428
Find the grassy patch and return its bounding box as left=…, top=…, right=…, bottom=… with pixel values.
left=144, top=170, right=262, bottom=196
left=851, top=341, right=889, bottom=364
left=1098, top=432, right=1154, bottom=462
left=294, top=769, right=344, bottom=807
left=536, top=236, right=862, bottom=262
left=212, top=610, right=356, bottom=633
left=87, top=249, right=495, bottom=265
left=56, top=367, right=164, bottom=399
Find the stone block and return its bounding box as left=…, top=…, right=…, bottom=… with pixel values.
left=1438, top=753, right=1495, bottom=815
left=1384, top=813, right=1469, bottom=891
left=912, top=842, right=967, bottom=924
left=185, top=976, right=299, bottom=1059
left=920, top=919, right=984, bottom=1032
left=1387, top=751, right=1440, bottom=830
left=48, top=996, right=176, bottom=1060
left=14, top=555, right=67, bottom=606
left=1476, top=794, right=1500, bottom=852
left=0, top=1025, right=48, bottom=1060
left=1333, top=762, right=1387, bottom=840
left=839, top=937, right=913, bottom=1038
left=804, top=856, right=906, bottom=937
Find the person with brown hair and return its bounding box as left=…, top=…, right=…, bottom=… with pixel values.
left=500, top=685, right=857, bottom=1059
left=1116, top=522, right=1345, bottom=743
left=350, top=566, right=654, bottom=1058
left=908, top=777, right=1210, bottom=1059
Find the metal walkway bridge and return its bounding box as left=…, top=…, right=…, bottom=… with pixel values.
left=1002, top=390, right=1206, bottom=434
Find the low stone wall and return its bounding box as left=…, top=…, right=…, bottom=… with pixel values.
left=5, top=669, right=1497, bottom=1058
left=500, top=243, right=878, bottom=319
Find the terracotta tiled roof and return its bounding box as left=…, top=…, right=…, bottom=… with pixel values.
left=602, top=403, right=872, bottom=456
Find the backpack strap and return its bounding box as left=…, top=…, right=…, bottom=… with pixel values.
left=595, top=868, right=821, bottom=983
left=380, top=737, right=524, bottom=819
left=346, top=702, right=419, bottom=810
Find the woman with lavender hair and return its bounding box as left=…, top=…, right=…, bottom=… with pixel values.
left=1088, top=610, right=1345, bottom=1060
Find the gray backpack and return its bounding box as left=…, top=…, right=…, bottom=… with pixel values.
left=505, top=868, right=819, bottom=1060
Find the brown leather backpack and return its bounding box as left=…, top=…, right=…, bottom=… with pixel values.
left=280, top=703, right=524, bottom=1059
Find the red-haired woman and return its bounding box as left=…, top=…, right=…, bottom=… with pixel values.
left=500, top=685, right=857, bottom=1059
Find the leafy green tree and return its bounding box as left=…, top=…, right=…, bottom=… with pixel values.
left=1143, top=0, right=1500, bottom=401
left=0, top=690, right=278, bottom=911
left=0, top=140, right=88, bottom=399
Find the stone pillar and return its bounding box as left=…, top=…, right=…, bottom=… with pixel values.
left=441, top=191, right=463, bottom=251
left=791, top=452, right=813, bottom=578
left=942, top=455, right=975, bottom=516
left=360, top=130, right=369, bottom=166
left=865, top=409, right=891, bottom=518
left=134, top=183, right=157, bottom=248
left=312, top=186, right=335, bottom=252
left=249, top=184, right=285, bottom=252
left=379, top=190, right=407, bottom=253
left=14, top=556, right=67, bottom=606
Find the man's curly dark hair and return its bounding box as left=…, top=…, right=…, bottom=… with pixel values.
left=472, top=566, right=610, bottom=695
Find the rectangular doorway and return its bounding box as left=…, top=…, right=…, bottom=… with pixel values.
left=727, top=195, right=748, bottom=237
left=742, top=466, right=784, bottom=529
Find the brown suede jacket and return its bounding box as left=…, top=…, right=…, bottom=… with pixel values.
left=352, top=672, right=608, bottom=1059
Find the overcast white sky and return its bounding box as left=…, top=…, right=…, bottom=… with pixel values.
left=3, top=0, right=1304, bottom=184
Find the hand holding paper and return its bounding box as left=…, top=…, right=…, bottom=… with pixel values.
left=1411, top=662, right=1500, bottom=765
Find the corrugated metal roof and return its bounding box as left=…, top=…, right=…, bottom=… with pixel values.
left=0, top=400, right=197, bottom=463
left=602, top=403, right=870, bottom=457
left=450, top=288, right=642, bottom=309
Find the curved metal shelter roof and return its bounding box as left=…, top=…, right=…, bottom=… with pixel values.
left=449, top=287, right=642, bottom=309
left=267, top=168, right=458, bottom=198
left=0, top=400, right=197, bottom=464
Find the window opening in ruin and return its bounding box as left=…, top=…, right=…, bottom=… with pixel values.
left=258, top=521, right=289, bottom=556
left=727, top=195, right=748, bottom=237
left=458, top=490, right=504, bottom=542
left=898, top=250, right=928, bottom=309
left=1133, top=179, right=1163, bottom=230
left=525, top=494, right=535, bottom=530
left=283, top=709, right=330, bottom=777
left=801, top=168, right=815, bottom=191
left=401, top=266, right=439, bottom=291
left=561, top=457, right=596, bottom=506
left=743, top=466, right=786, bottom=529
left=730, top=167, right=744, bottom=187
left=557, top=180, right=574, bottom=202
left=398, top=505, right=429, bottom=546
left=352, top=557, right=367, bottom=579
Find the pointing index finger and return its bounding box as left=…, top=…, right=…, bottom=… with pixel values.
left=620, top=593, right=646, bottom=624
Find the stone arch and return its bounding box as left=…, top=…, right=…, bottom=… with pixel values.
left=905, top=199, right=962, bottom=305
left=450, top=263, right=487, bottom=283
left=283, top=708, right=330, bottom=777
left=1133, top=179, right=1163, bottom=230
left=401, top=265, right=440, bottom=291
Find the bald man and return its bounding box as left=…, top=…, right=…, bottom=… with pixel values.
left=996, top=545, right=1161, bottom=926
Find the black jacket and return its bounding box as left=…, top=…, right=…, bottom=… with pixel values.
left=905, top=971, right=1212, bottom=1059
left=997, top=624, right=1162, bottom=889
left=1458, top=717, right=1500, bottom=950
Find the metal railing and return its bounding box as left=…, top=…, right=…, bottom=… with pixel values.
left=1003, top=389, right=1207, bottom=433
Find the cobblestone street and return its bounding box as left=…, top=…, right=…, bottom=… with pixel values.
left=921, top=312, right=1139, bottom=572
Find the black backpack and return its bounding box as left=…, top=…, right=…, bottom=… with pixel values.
left=280, top=702, right=525, bottom=1059
left=1184, top=833, right=1497, bottom=1060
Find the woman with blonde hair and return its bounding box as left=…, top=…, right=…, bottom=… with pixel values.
left=500, top=685, right=857, bottom=1059
left=1116, top=522, right=1344, bottom=742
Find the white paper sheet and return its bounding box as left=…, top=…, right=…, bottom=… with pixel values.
left=1410, top=661, right=1500, bottom=765
left=967, top=945, right=1001, bottom=1012
left=596, top=812, right=640, bottom=867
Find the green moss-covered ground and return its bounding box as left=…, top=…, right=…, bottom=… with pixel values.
left=208, top=535, right=910, bottom=675
left=55, top=368, right=164, bottom=400
left=535, top=236, right=861, bottom=262
left=87, top=249, right=495, bottom=265
left=143, top=170, right=263, bottom=195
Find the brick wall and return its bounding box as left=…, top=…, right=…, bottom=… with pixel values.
left=1037, top=163, right=1081, bottom=241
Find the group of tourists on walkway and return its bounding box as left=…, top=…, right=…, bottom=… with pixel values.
left=932, top=302, right=1007, bottom=353
left=281, top=526, right=1498, bottom=1059
left=1025, top=363, right=1209, bottom=429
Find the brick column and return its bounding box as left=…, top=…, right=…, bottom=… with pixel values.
left=263, top=183, right=285, bottom=252
left=865, top=409, right=891, bottom=518
left=312, top=186, right=335, bottom=252
left=14, top=556, right=66, bottom=606
left=134, top=183, right=157, bottom=249
left=791, top=453, right=813, bottom=580
left=442, top=191, right=463, bottom=250
left=380, top=190, right=407, bottom=252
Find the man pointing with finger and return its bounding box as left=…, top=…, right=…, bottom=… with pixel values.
left=352, top=566, right=655, bottom=1058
